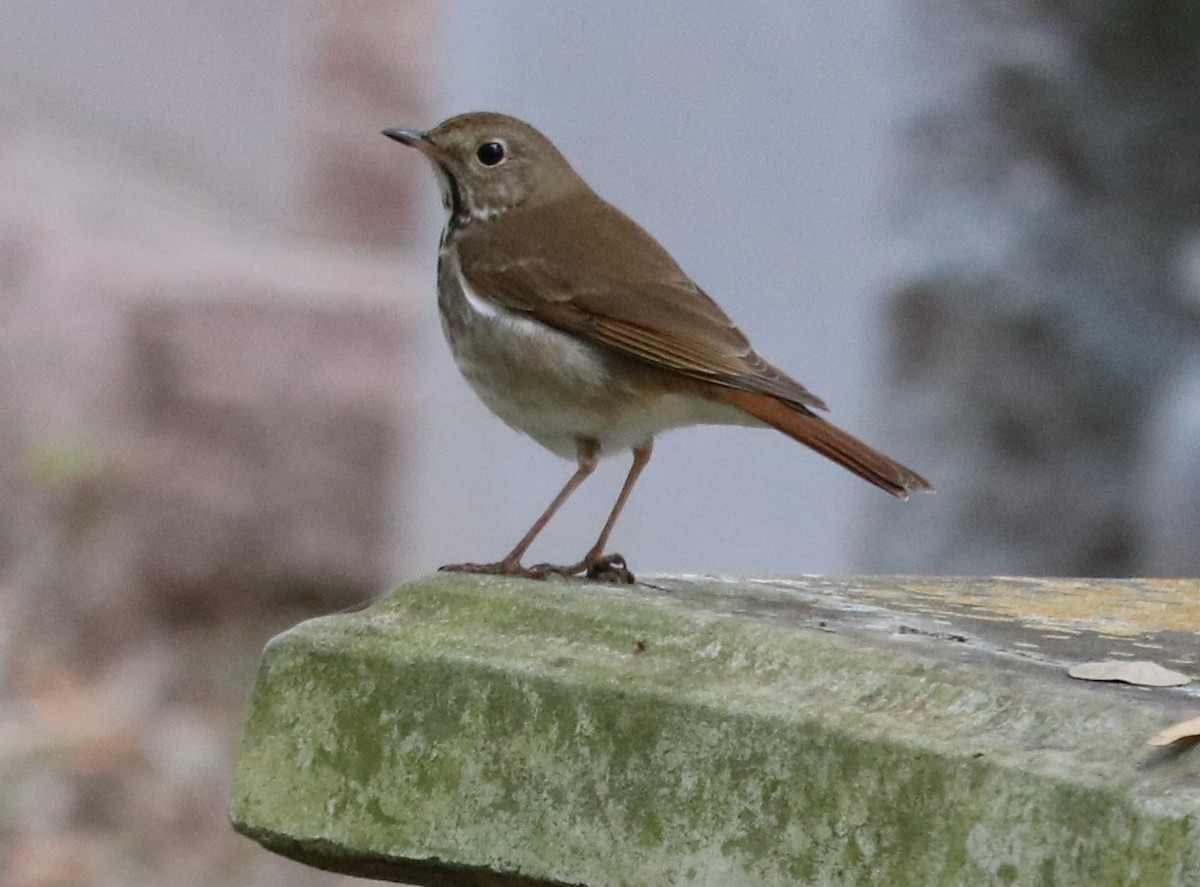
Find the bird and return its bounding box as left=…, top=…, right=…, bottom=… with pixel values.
left=383, top=112, right=931, bottom=583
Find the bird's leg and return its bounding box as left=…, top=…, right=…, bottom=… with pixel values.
left=440, top=440, right=599, bottom=578
left=535, top=442, right=653, bottom=584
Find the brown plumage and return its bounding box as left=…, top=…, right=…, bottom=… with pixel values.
left=456, top=193, right=832, bottom=412
left=703, top=387, right=932, bottom=498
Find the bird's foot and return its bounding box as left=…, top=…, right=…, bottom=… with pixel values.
left=527, top=552, right=635, bottom=585
left=440, top=553, right=635, bottom=584
left=584, top=553, right=636, bottom=584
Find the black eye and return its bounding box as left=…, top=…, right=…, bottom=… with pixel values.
left=476, top=141, right=505, bottom=166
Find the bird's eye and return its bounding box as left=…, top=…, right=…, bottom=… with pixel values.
left=476, top=141, right=506, bottom=166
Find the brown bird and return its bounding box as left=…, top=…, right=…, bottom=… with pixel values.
left=384, top=112, right=931, bottom=582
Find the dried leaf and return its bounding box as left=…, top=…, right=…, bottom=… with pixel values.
left=1149, top=715, right=1200, bottom=748
left=1067, top=660, right=1192, bottom=687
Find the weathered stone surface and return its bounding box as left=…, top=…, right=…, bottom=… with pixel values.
left=231, top=574, right=1200, bottom=886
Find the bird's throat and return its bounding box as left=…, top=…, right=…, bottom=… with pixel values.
left=433, top=164, right=471, bottom=229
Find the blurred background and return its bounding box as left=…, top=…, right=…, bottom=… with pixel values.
left=1, top=1, right=1198, bottom=885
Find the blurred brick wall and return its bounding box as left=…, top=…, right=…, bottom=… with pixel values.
left=0, top=1, right=442, bottom=632
left=298, top=0, right=441, bottom=248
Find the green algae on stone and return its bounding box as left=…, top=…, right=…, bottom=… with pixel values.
left=231, top=573, right=1200, bottom=886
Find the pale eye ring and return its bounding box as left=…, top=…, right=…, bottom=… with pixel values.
left=476, top=141, right=506, bottom=166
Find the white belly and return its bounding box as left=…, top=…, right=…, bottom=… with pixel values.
left=438, top=260, right=757, bottom=460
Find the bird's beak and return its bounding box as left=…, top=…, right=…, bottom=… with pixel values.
left=382, top=128, right=439, bottom=158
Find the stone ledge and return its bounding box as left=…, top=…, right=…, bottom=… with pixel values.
left=230, top=574, right=1200, bottom=886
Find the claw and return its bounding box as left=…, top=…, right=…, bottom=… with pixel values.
left=584, top=553, right=635, bottom=584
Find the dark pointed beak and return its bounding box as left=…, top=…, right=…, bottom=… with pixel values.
left=382, top=128, right=439, bottom=158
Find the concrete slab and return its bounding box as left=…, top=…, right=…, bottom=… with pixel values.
left=230, top=574, right=1200, bottom=886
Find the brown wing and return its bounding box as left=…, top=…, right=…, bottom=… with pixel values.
left=456, top=194, right=828, bottom=411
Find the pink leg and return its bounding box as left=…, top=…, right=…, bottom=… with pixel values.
left=440, top=440, right=599, bottom=577
left=583, top=442, right=653, bottom=564
left=532, top=442, right=653, bottom=583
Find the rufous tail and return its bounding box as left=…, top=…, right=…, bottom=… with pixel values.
left=709, top=387, right=933, bottom=499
